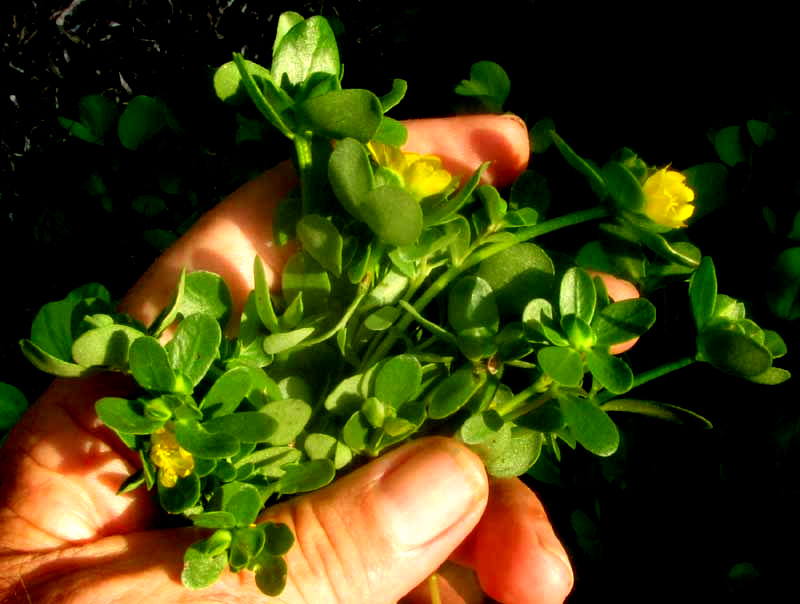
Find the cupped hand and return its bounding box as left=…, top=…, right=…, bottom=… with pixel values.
left=0, top=115, right=573, bottom=604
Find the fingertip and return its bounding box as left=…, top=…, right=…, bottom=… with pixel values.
left=465, top=478, right=574, bottom=604
left=404, top=114, right=530, bottom=188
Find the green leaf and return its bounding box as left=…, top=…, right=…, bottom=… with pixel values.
left=689, top=256, right=717, bottom=331
left=454, top=60, right=510, bottom=113
left=374, top=355, right=422, bottom=407
left=483, top=426, right=543, bottom=478
left=0, top=383, right=27, bottom=432
left=253, top=256, right=280, bottom=333
left=559, top=267, right=596, bottom=324
left=158, top=471, right=201, bottom=513
left=592, top=298, right=656, bottom=347
left=559, top=395, right=619, bottom=457
left=149, top=268, right=186, bottom=337
left=251, top=552, right=288, bottom=596
left=281, top=251, right=331, bottom=315
left=360, top=397, right=385, bottom=428
left=364, top=307, right=402, bottom=331
left=204, top=412, right=276, bottom=444
left=276, top=459, right=336, bottom=495
left=538, top=346, right=584, bottom=387
left=79, top=94, right=118, bottom=139
left=600, top=398, right=713, bottom=428
left=129, top=336, right=176, bottom=392
left=373, top=117, right=408, bottom=146
left=303, top=432, right=338, bottom=459
left=360, top=186, right=423, bottom=246
left=379, top=78, right=408, bottom=112
left=602, top=161, right=645, bottom=212
left=342, top=410, right=371, bottom=451
left=510, top=170, right=551, bottom=219
left=191, top=511, right=237, bottom=529
left=747, top=367, right=791, bottom=385
left=229, top=525, right=267, bottom=572
left=262, top=328, right=316, bottom=355
left=31, top=284, right=110, bottom=361
left=766, top=247, right=800, bottom=320
left=272, top=15, right=340, bottom=94
left=323, top=373, right=365, bottom=416
left=295, top=89, right=382, bottom=142
left=219, top=482, right=263, bottom=527
left=297, top=215, right=343, bottom=277
left=181, top=271, right=233, bottom=329
left=260, top=399, right=312, bottom=445
left=19, top=339, right=88, bottom=377
left=72, top=324, right=146, bottom=369
left=201, top=366, right=253, bottom=418
left=551, top=132, right=607, bottom=198
left=683, top=163, right=728, bottom=220
left=458, top=409, right=504, bottom=445
left=118, top=95, right=166, bottom=150
left=166, top=313, right=221, bottom=387
left=263, top=522, right=295, bottom=556
left=697, top=326, right=772, bottom=378
left=763, top=330, right=787, bottom=359
left=585, top=350, right=633, bottom=394
left=175, top=420, right=241, bottom=459
left=530, top=118, right=556, bottom=154
left=428, top=366, right=487, bottom=420
left=95, top=396, right=164, bottom=434
left=476, top=243, right=555, bottom=316
left=714, top=125, right=746, bottom=166
left=181, top=549, right=227, bottom=590
left=561, top=315, right=595, bottom=351
left=746, top=119, right=776, bottom=147
left=240, top=446, right=303, bottom=478
left=448, top=276, right=500, bottom=334
left=328, top=137, right=374, bottom=222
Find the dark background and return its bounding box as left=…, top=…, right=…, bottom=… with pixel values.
left=2, top=1, right=798, bottom=601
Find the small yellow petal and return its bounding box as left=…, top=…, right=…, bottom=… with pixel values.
left=642, top=168, right=695, bottom=229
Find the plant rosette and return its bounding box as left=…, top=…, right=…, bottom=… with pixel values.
left=15, top=11, right=790, bottom=599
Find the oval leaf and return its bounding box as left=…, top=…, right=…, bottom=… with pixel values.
left=428, top=366, right=487, bottom=420
left=295, top=89, right=383, bottom=142
left=166, top=313, right=222, bottom=387
left=559, top=395, right=619, bottom=457
left=538, top=346, right=584, bottom=387
left=360, top=186, right=423, bottom=246
left=129, top=336, right=176, bottom=392
left=374, top=355, right=422, bottom=407
left=96, top=397, right=165, bottom=435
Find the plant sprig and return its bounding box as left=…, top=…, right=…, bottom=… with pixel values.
left=17, top=11, right=790, bottom=598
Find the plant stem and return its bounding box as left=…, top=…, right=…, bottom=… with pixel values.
left=364, top=205, right=610, bottom=367
left=428, top=574, right=442, bottom=604
left=597, top=356, right=696, bottom=403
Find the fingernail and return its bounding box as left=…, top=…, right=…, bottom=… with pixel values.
left=376, top=440, right=486, bottom=548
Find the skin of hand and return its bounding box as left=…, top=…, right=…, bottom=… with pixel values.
left=0, top=115, right=573, bottom=604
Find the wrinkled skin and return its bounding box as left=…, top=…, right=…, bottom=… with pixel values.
left=0, top=115, right=573, bottom=604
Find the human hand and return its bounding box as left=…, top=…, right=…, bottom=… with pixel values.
left=0, top=115, right=573, bottom=604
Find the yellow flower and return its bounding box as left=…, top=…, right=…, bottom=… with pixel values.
left=368, top=141, right=456, bottom=200
left=642, top=167, right=695, bottom=229
left=149, top=422, right=194, bottom=488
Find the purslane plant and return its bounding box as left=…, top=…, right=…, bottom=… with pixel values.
left=17, top=12, right=790, bottom=597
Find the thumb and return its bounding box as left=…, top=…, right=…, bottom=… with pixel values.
left=260, top=437, right=488, bottom=604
